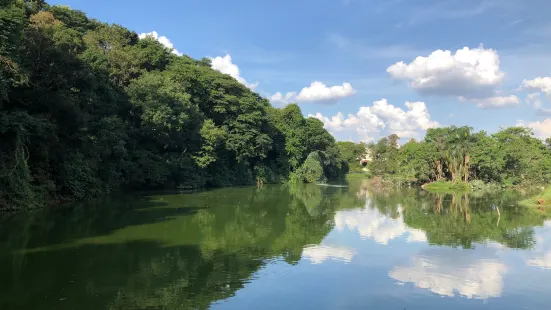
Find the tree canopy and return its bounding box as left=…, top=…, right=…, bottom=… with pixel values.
left=367, top=126, right=551, bottom=187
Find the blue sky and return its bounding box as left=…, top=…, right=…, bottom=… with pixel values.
left=49, top=0, right=551, bottom=142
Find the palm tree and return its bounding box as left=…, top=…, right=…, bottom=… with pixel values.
left=444, top=126, right=473, bottom=183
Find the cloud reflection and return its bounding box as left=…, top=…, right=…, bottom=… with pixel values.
left=334, top=201, right=427, bottom=244
left=302, top=245, right=356, bottom=264
left=389, top=251, right=507, bottom=299
left=525, top=220, right=551, bottom=270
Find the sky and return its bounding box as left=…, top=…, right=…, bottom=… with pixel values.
left=49, top=0, right=551, bottom=142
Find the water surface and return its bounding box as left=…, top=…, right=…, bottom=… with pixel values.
left=1, top=181, right=551, bottom=309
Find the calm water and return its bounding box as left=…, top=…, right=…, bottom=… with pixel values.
left=1, top=181, right=551, bottom=310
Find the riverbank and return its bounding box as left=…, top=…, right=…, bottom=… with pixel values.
left=520, top=186, right=551, bottom=208
left=422, top=180, right=470, bottom=192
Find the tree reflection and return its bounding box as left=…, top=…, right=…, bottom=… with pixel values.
left=363, top=188, right=547, bottom=249
left=0, top=186, right=345, bottom=310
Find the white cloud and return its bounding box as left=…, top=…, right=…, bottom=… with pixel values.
left=209, top=54, right=259, bottom=90
left=459, top=95, right=520, bottom=108
left=517, top=119, right=551, bottom=138
left=296, top=81, right=356, bottom=102
left=334, top=200, right=427, bottom=244
left=138, top=31, right=182, bottom=56
left=269, top=82, right=357, bottom=105
left=526, top=92, right=542, bottom=108
left=389, top=253, right=507, bottom=299
left=387, top=46, right=505, bottom=98
left=309, top=98, right=438, bottom=141
left=269, top=92, right=297, bottom=106
left=302, top=245, right=356, bottom=264
left=521, top=77, right=551, bottom=96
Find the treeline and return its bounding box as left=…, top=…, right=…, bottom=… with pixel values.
left=367, top=126, right=551, bottom=187
left=0, top=1, right=347, bottom=209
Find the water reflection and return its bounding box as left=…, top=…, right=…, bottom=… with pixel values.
left=1, top=183, right=551, bottom=309
left=389, top=249, right=507, bottom=299
left=525, top=220, right=551, bottom=270
left=302, top=245, right=356, bottom=264
left=334, top=204, right=427, bottom=244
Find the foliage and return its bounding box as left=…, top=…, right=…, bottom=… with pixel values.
left=520, top=186, right=551, bottom=212
left=336, top=141, right=366, bottom=173
left=291, top=150, right=346, bottom=184
left=366, top=126, right=551, bottom=191
left=469, top=180, right=502, bottom=193
left=0, top=2, right=346, bottom=209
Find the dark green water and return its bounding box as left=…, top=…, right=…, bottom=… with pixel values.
left=1, top=181, right=551, bottom=310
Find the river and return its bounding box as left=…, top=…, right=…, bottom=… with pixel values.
left=1, top=180, right=550, bottom=309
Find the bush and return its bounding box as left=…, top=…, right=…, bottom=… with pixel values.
left=469, top=180, right=502, bottom=193
left=469, top=180, right=485, bottom=190
left=293, top=151, right=327, bottom=184
left=450, top=181, right=470, bottom=191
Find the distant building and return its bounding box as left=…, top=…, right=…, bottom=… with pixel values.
left=359, top=148, right=372, bottom=167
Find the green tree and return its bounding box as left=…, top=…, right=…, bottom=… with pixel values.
left=336, top=141, right=366, bottom=173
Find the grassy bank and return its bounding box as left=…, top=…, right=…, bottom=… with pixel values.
left=422, top=180, right=470, bottom=192
left=520, top=186, right=551, bottom=208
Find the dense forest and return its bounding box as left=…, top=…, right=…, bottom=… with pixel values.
left=365, top=126, right=551, bottom=188
left=0, top=0, right=351, bottom=209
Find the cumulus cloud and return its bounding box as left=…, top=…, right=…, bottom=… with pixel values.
left=521, top=77, right=551, bottom=96
left=309, top=98, right=438, bottom=141
left=389, top=252, right=507, bottom=299
left=138, top=31, right=182, bottom=56
left=302, top=245, right=356, bottom=264
left=209, top=54, right=259, bottom=90
left=387, top=45, right=519, bottom=109
left=296, top=81, right=356, bottom=102
left=269, top=91, right=297, bottom=106
left=310, top=111, right=382, bottom=136
left=517, top=119, right=551, bottom=139
left=269, top=82, right=356, bottom=105
left=334, top=200, right=427, bottom=244
left=458, top=95, right=520, bottom=108
left=387, top=46, right=504, bottom=98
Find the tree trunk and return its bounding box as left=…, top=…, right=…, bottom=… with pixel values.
left=436, top=160, right=443, bottom=180
left=463, top=154, right=470, bottom=183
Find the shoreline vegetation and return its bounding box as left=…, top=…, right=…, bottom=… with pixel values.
left=354, top=126, right=551, bottom=202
